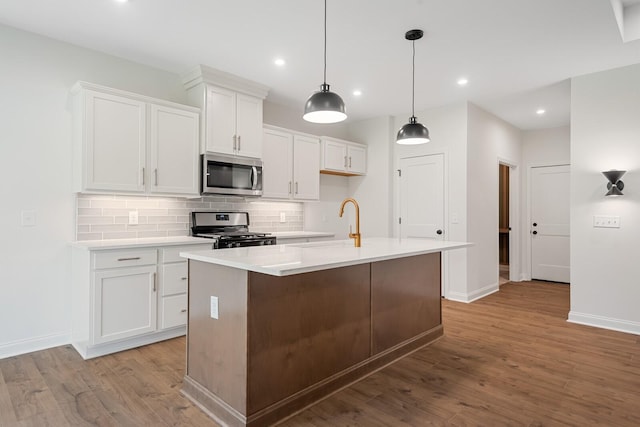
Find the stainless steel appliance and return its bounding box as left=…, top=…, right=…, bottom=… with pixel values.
left=191, top=211, right=276, bottom=249
left=201, top=153, right=263, bottom=197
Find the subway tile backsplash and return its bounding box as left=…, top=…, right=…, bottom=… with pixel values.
left=75, top=194, right=304, bottom=241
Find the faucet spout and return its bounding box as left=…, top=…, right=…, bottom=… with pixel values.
left=339, top=198, right=361, bottom=247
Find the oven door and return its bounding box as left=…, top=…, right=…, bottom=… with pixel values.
left=202, top=154, right=263, bottom=196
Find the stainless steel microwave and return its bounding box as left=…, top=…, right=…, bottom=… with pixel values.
left=201, top=154, right=263, bottom=197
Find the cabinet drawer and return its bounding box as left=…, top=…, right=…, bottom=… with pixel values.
left=161, top=294, right=188, bottom=329
left=161, top=244, right=212, bottom=263
left=162, top=262, right=188, bottom=296
left=93, top=249, right=157, bottom=270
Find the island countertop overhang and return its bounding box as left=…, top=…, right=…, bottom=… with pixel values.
left=180, top=237, right=471, bottom=276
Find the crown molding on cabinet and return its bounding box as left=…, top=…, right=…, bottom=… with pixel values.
left=181, top=64, right=270, bottom=99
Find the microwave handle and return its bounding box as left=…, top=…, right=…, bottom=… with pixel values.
left=251, top=166, right=258, bottom=190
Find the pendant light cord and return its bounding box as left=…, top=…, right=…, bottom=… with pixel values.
left=323, top=0, right=327, bottom=85
left=411, top=39, right=415, bottom=117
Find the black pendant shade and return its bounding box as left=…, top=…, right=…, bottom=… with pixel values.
left=602, top=170, right=626, bottom=196
left=397, top=29, right=430, bottom=145
left=303, top=0, right=346, bottom=124
left=304, top=83, right=347, bottom=123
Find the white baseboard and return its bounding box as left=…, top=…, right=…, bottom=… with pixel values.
left=568, top=311, right=640, bottom=336
left=447, top=282, right=499, bottom=303
left=0, top=332, right=71, bottom=359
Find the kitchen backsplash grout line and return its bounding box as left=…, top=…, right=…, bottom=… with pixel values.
left=75, top=194, right=304, bottom=241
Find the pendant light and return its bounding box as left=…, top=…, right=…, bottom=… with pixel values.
left=397, top=29, right=430, bottom=144
left=303, top=0, right=347, bottom=123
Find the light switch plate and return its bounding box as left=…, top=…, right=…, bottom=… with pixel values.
left=210, top=296, right=219, bottom=319
left=593, top=215, right=620, bottom=228
left=21, top=210, right=36, bottom=227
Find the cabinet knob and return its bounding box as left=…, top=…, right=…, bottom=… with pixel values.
left=532, top=230, right=538, bottom=235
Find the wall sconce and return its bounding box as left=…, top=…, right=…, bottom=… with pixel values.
left=602, top=170, right=626, bottom=196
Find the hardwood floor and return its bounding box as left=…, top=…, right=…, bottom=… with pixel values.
left=2, top=281, right=639, bottom=426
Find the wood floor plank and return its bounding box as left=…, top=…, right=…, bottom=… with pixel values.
left=1, top=281, right=639, bottom=426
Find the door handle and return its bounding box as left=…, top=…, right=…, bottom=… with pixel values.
left=532, top=230, right=538, bottom=235
left=533, top=222, right=537, bottom=227
left=436, top=229, right=443, bottom=235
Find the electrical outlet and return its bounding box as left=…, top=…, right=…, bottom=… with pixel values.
left=593, top=215, right=620, bottom=228
left=210, top=296, right=219, bottom=319
left=128, top=211, right=139, bottom=225
left=280, top=212, right=286, bottom=223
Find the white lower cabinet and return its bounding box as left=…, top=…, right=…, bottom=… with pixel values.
left=93, top=265, right=157, bottom=344
left=72, top=242, right=212, bottom=359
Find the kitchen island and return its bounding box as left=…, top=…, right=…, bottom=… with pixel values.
left=180, top=237, right=470, bottom=427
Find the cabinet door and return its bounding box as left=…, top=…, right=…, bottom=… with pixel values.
left=293, top=135, right=320, bottom=200
left=322, top=139, right=347, bottom=172
left=149, top=104, right=200, bottom=195
left=93, top=265, right=157, bottom=344
left=85, top=91, right=146, bottom=192
left=262, top=128, right=293, bottom=199
left=347, top=144, right=367, bottom=175
left=235, top=94, right=263, bottom=158
left=205, top=86, right=236, bottom=155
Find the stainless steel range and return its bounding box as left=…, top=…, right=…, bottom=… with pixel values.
left=191, top=211, right=276, bottom=249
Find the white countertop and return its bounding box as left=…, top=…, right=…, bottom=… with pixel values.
left=258, top=231, right=335, bottom=239
left=181, top=237, right=471, bottom=276
left=71, top=236, right=211, bottom=250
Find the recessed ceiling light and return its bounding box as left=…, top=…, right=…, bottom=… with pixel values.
left=114, top=0, right=129, bottom=3
left=536, top=109, right=546, bottom=115
left=274, top=58, right=285, bottom=67
left=353, top=90, right=362, bottom=97
left=457, top=78, right=468, bottom=86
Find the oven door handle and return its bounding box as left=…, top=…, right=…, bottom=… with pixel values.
left=251, top=166, right=258, bottom=190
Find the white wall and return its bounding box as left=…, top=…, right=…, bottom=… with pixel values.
left=0, top=24, right=190, bottom=357
left=392, top=103, right=470, bottom=300
left=466, top=103, right=522, bottom=300
left=569, top=63, right=640, bottom=335
left=346, top=116, right=395, bottom=237
left=520, top=126, right=570, bottom=280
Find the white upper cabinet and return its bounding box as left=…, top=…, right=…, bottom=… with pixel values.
left=262, top=126, right=320, bottom=201
left=82, top=90, right=147, bottom=193
left=183, top=65, right=269, bottom=159
left=72, top=82, right=200, bottom=196
left=149, top=104, right=200, bottom=195
left=320, top=136, right=367, bottom=176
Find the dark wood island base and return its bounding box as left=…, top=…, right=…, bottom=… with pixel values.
left=182, top=252, right=442, bottom=427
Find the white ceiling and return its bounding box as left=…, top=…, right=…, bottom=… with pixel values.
left=1, top=0, right=639, bottom=130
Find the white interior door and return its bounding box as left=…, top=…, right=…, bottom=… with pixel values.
left=399, top=154, right=445, bottom=240
left=531, top=165, right=570, bottom=283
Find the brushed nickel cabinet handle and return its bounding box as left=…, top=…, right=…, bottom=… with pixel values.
left=237, top=135, right=241, bottom=151
left=344, top=156, right=347, bottom=167
left=154, top=168, right=158, bottom=185
left=153, top=272, right=157, bottom=292
left=289, top=181, right=292, bottom=194
left=349, top=156, right=352, bottom=168
left=295, top=182, right=299, bottom=194
left=142, top=167, right=145, bottom=185
left=233, top=135, right=237, bottom=151
left=117, top=257, right=141, bottom=261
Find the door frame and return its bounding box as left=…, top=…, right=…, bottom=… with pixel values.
left=394, top=151, right=449, bottom=297
left=497, top=157, right=521, bottom=283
